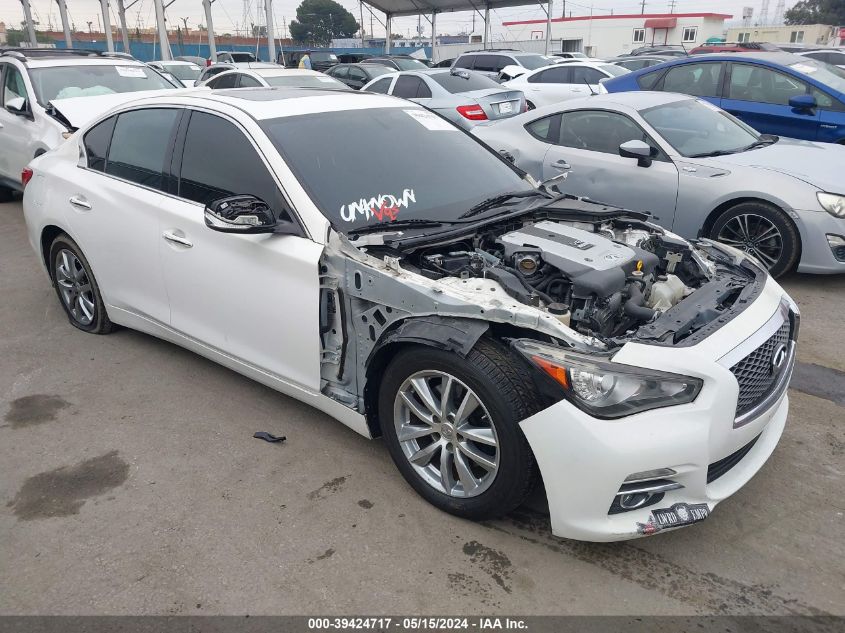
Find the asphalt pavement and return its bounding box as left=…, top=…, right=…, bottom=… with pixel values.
left=1, top=197, right=843, bottom=615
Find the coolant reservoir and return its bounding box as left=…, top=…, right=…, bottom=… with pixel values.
left=547, top=302, right=571, bottom=327
left=648, top=275, right=687, bottom=311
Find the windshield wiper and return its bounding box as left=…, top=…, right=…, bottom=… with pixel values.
left=689, top=134, right=779, bottom=158
left=460, top=190, right=553, bottom=219
left=346, top=218, right=447, bottom=236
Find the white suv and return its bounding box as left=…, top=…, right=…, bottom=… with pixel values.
left=452, top=49, right=552, bottom=81
left=0, top=48, right=177, bottom=198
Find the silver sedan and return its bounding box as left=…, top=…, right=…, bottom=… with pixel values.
left=362, top=69, right=525, bottom=130
left=472, top=91, right=845, bottom=277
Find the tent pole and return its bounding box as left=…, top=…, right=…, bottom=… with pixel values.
left=100, top=0, right=115, bottom=51
left=431, top=11, right=436, bottom=62
left=385, top=12, right=391, bottom=54
left=484, top=5, right=490, bottom=49
left=545, top=0, right=553, bottom=55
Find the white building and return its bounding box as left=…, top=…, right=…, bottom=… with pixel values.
left=502, top=12, right=732, bottom=58
left=726, top=24, right=840, bottom=47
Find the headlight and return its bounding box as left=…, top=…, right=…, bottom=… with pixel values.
left=514, top=340, right=702, bottom=419
left=817, top=192, right=845, bottom=218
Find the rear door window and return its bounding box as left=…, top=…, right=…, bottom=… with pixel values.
left=105, top=108, right=179, bottom=191
left=454, top=55, right=475, bottom=69
left=367, top=77, right=393, bottom=93
left=528, top=66, right=572, bottom=84
left=83, top=115, right=117, bottom=172
left=237, top=74, right=262, bottom=87
left=208, top=73, right=238, bottom=89
left=571, top=67, right=605, bottom=84
left=659, top=62, right=723, bottom=98
left=393, top=75, right=430, bottom=98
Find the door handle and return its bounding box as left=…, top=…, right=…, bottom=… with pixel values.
left=69, top=195, right=92, bottom=210
left=162, top=230, right=193, bottom=248
left=552, top=159, right=571, bottom=171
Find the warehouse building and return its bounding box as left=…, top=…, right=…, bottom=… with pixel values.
left=502, top=12, right=732, bottom=57
left=726, top=23, right=840, bottom=46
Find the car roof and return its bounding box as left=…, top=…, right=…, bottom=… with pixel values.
left=571, top=91, right=692, bottom=111
left=248, top=68, right=323, bottom=77
left=674, top=51, right=801, bottom=65
left=120, top=87, right=408, bottom=120
left=20, top=56, right=146, bottom=68
left=155, top=60, right=198, bottom=66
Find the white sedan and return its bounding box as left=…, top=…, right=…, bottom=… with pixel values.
left=502, top=61, right=630, bottom=109
left=200, top=67, right=349, bottom=90
left=23, top=87, right=796, bottom=541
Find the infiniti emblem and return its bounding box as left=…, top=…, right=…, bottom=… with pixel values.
left=771, top=343, right=788, bottom=374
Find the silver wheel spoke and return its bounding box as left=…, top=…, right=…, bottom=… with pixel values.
left=457, top=441, right=496, bottom=471
left=397, top=423, right=436, bottom=442
left=439, top=448, right=455, bottom=493
left=78, top=295, right=95, bottom=322
left=751, top=246, right=778, bottom=267
left=453, top=450, right=480, bottom=494
left=409, top=441, right=441, bottom=467
left=439, top=376, right=454, bottom=419
left=458, top=424, right=496, bottom=446
left=400, top=391, right=434, bottom=425
left=753, top=225, right=780, bottom=243
left=453, top=390, right=480, bottom=426
left=410, top=377, right=440, bottom=418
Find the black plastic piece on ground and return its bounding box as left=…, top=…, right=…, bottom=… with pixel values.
left=253, top=432, right=286, bottom=443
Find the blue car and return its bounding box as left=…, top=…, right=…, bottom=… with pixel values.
left=601, top=52, right=845, bottom=144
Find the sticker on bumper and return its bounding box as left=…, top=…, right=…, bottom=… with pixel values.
left=636, top=502, right=710, bottom=535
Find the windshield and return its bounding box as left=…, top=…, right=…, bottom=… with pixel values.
left=229, top=52, right=257, bottom=62
left=393, top=58, right=429, bottom=70
left=260, top=107, right=530, bottom=231
left=162, top=63, right=202, bottom=80
left=431, top=71, right=500, bottom=93
left=30, top=64, right=177, bottom=104
left=515, top=55, right=550, bottom=70
left=789, top=59, right=845, bottom=92
left=263, top=74, right=348, bottom=88
left=641, top=98, right=759, bottom=157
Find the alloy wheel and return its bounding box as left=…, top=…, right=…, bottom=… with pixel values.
left=716, top=213, right=783, bottom=270
left=393, top=370, right=499, bottom=498
left=55, top=249, right=96, bottom=326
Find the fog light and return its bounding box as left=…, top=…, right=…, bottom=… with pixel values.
left=619, top=492, right=653, bottom=509
left=827, top=234, right=845, bottom=262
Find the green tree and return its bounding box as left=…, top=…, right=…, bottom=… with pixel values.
left=289, top=0, right=359, bottom=45
left=784, top=0, right=845, bottom=26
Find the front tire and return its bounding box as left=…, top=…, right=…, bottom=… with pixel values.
left=49, top=235, right=114, bottom=334
left=379, top=339, right=539, bottom=520
left=709, top=201, right=800, bottom=278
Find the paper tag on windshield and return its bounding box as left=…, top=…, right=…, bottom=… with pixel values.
left=792, top=63, right=817, bottom=75
left=316, top=76, right=337, bottom=82
left=404, top=109, right=456, bottom=131
left=116, top=66, right=147, bottom=78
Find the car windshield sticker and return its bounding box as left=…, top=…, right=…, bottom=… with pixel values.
left=404, top=109, right=456, bottom=131
left=116, top=66, right=147, bottom=78
left=340, top=189, right=416, bottom=224
left=316, top=76, right=337, bottom=82
left=791, top=63, right=817, bottom=75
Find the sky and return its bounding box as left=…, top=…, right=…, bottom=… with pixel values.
left=0, top=0, right=799, bottom=42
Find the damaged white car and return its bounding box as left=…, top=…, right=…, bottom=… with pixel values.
left=22, top=88, right=798, bottom=541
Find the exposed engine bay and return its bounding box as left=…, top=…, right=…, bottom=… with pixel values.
left=357, top=215, right=758, bottom=345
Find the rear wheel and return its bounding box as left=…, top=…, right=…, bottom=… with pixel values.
left=709, top=201, right=800, bottom=278
left=379, top=339, right=539, bottom=520
left=49, top=235, right=114, bottom=334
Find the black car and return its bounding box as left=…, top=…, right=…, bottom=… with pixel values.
left=628, top=45, right=688, bottom=57
left=326, top=62, right=394, bottom=89
left=337, top=53, right=373, bottom=64
left=279, top=50, right=340, bottom=72
left=366, top=55, right=430, bottom=71
left=432, top=58, right=455, bottom=68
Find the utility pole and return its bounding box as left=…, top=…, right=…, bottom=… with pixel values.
left=561, top=0, right=566, bottom=19
left=203, top=0, right=217, bottom=61
left=20, top=0, right=38, bottom=46
left=640, top=0, right=646, bottom=14
left=55, top=0, right=73, bottom=48
left=116, top=0, right=132, bottom=52
left=668, top=0, right=676, bottom=14
left=99, top=0, right=114, bottom=51
left=360, top=1, right=365, bottom=47
left=544, top=0, right=553, bottom=55
left=264, top=0, right=276, bottom=64
left=153, top=0, right=172, bottom=60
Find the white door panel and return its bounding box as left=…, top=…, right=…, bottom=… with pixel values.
left=59, top=166, right=171, bottom=322
left=159, top=199, right=323, bottom=391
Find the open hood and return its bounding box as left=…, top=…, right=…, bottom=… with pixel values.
left=49, top=89, right=190, bottom=130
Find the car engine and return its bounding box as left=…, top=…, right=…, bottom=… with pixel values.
left=402, top=218, right=718, bottom=340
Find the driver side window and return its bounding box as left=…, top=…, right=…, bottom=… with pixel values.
left=176, top=111, right=293, bottom=224
left=557, top=110, right=660, bottom=157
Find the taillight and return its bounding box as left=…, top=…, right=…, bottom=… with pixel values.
left=206, top=58, right=212, bottom=66
left=456, top=105, right=488, bottom=121
left=21, top=167, right=33, bottom=188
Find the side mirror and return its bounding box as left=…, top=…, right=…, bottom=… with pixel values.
left=789, top=94, right=816, bottom=111
left=6, top=96, right=29, bottom=116
left=204, top=195, right=297, bottom=235
left=619, top=139, right=654, bottom=167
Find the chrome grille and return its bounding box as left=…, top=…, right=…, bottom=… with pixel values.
left=730, top=320, right=792, bottom=417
